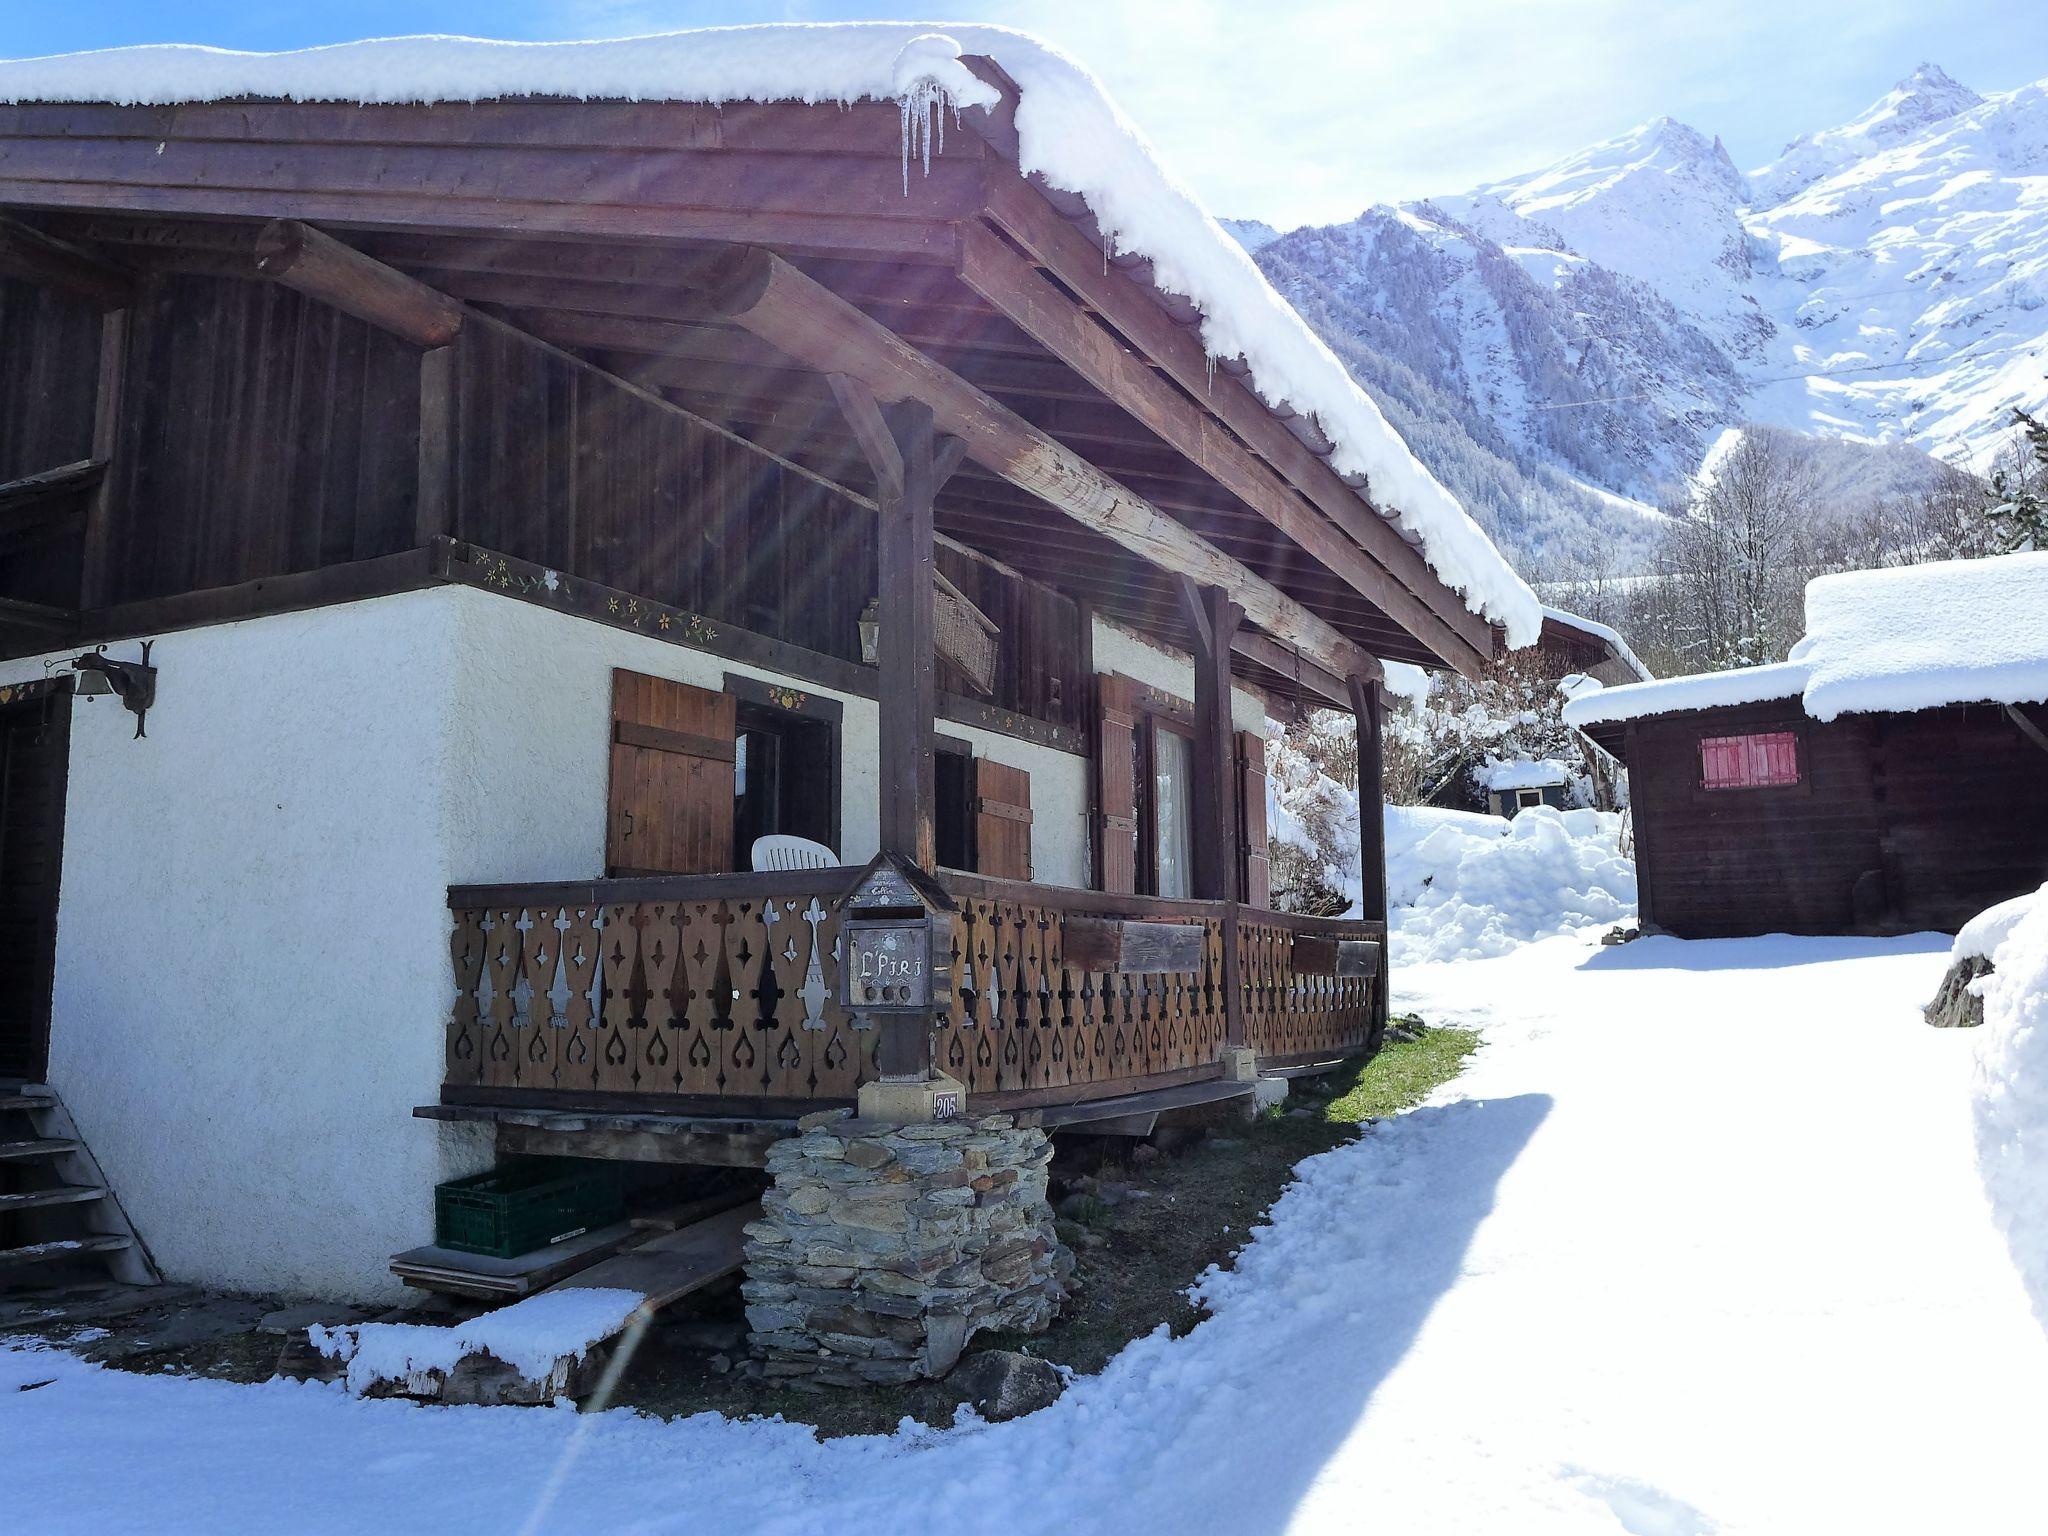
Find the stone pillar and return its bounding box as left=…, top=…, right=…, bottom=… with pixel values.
left=742, top=1108, right=1071, bottom=1387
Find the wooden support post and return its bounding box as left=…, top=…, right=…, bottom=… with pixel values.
left=1349, top=672, right=1391, bottom=1041
left=1180, top=578, right=1246, bottom=903
left=1349, top=674, right=1388, bottom=926
left=78, top=307, right=128, bottom=611
left=254, top=219, right=464, bottom=348
left=416, top=345, right=456, bottom=544
left=875, top=400, right=936, bottom=872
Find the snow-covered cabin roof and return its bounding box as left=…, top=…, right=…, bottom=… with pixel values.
left=1563, top=553, right=2048, bottom=729
left=1482, top=757, right=1572, bottom=792
left=1541, top=606, right=1653, bottom=682
left=0, top=24, right=1541, bottom=649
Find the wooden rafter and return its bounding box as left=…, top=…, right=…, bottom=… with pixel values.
left=957, top=218, right=1487, bottom=674
left=0, top=215, right=135, bottom=309
left=671, top=243, right=1379, bottom=685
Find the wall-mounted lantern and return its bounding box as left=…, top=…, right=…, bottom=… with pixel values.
left=72, top=640, right=156, bottom=738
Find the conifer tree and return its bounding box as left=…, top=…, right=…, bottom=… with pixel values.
left=1986, top=407, right=2048, bottom=553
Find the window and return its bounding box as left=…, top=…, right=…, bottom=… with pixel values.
left=934, top=741, right=976, bottom=871
left=1150, top=724, right=1194, bottom=899
left=732, top=701, right=837, bottom=865
left=1700, top=731, right=1800, bottom=790
left=1515, top=787, right=1545, bottom=810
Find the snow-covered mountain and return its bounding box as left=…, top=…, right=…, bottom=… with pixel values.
left=1242, top=65, right=2048, bottom=567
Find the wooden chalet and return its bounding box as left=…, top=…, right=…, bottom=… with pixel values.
left=1568, top=557, right=2048, bottom=941
left=0, top=35, right=1531, bottom=1299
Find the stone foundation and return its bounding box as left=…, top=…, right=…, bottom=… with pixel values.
left=741, top=1109, right=1071, bottom=1387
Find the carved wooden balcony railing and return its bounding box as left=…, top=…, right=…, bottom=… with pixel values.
left=442, top=870, right=1387, bottom=1115
left=1236, top=909, right=1387, bottom=1069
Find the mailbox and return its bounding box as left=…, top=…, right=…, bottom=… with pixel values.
left=840, top=854, right=956, bottom=1018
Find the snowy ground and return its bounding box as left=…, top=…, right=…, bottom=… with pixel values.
left=7, top=931, right=2046, bottom=1534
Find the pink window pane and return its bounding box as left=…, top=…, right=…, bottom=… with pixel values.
left=1701, top=731, right=1800, bottom=789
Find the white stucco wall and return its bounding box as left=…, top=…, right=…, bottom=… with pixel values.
left=2, top=588, right=1101, bottom=1298
left=1091, top=615, right=1272, bottom=736
left=1, top=593, right=491, bottom=1303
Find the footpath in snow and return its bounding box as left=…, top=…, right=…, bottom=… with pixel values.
left=7, top=929, right=2046, bottom=1533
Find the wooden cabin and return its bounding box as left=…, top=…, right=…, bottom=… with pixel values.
left=0, top=31, right=1537, bottom=1299
left=1538, top=607, right=1652, bottom=689
left=1567, top=556, right=2048, bottom=940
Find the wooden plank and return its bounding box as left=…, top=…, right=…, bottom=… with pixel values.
left=1063, top=915, right=1206, bottom=974
left=959, top=217, right=1488, bottom=672
left=0, top=214, right=135, bottom=309
left=76, top=308, right=127, bottom=610
left=415, top=344, right=454, bottom=543
left=0, top=179, right=966, bottom=263
left=1034, top=1075, right=1254, bottom=1130
left=0, top=457, right=102, bottom=510
left=679, top=245, right=1380, bottom=686
left=1293, top=935, right=1381, bottom=978
left=552, top=1200, right=758, bottom=1311
left=389, top=1220, right=637, bottom=1299
left=613, top=719, right=738, bottom=762
left=495, top=1121, right=781, bottom=1170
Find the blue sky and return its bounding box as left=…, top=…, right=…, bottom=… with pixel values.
left=7, top=2, right=2045, bottom=226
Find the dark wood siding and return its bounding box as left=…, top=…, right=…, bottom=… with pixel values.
left=1, top=269, right=1085, bottom=735
left=105, top=274, right=420, bottom=605
left=0, top=277, right=100, bottom=606
left=1627, top=698, right=2048, bottom=938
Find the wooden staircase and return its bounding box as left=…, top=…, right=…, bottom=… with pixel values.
left=0, top=1083, right=158, bottom=1289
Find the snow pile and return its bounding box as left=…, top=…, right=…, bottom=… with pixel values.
left=1385, top=805, right=1635, bottom=964
left=1973, top=881, right=2048, bottom=1334
left=0, top=24, right=1539, bottom=646
left=310, top=1288, right=645, bottom=1396
left=1958, top=892, right=2041, bottom=965
left=1564, top=552, right=2048, bottom=728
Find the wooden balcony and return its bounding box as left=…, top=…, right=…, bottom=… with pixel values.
left=438, top=869, right=1386, bottom=1122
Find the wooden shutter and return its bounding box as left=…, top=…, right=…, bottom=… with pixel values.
left=606, top=670, right=737, bottom=876
left=1095, top=675, right=1139, bottom=894
left=1236, top=730, right=1271, bottom=909
left=974, top=759, right=1034, bottom=881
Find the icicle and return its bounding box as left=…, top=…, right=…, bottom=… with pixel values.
left=899, top=77, right=948, bottom=195
left=889, top=33, right=1000, bottom=196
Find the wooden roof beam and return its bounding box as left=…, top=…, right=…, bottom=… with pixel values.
left=680, top=244, right=1380, bottom=686
left=956, top=216, right=1488, bottom=676
left=0, top=215, right=136, bottom=309
left=255, top=220, right=466, bottom=348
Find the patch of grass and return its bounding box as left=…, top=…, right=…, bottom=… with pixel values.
left=1319, top=1022, right=1482, bottom=1127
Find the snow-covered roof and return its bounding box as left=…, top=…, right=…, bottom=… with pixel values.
left=1482, top=757, right=1571, bottom=791
left=1564, top=553, right=2048, bottom=728
left=1541, top=606, right=1653, bottom=682
left=0, top=25, right=1541, bottom=648
left=1561, top=662, right=1808, bottom=728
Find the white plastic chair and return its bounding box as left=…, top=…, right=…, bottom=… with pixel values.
left=750, top=834, right=838, bottom=872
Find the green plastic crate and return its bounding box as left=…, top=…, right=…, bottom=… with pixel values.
left=434, top=1159, right=625, bottom=1259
